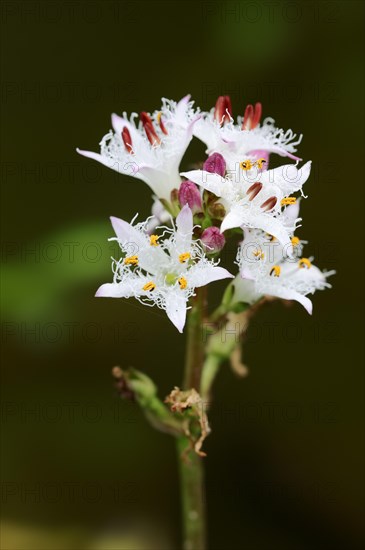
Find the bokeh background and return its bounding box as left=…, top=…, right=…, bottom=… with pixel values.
left=1, top=1, right=364, bottom=548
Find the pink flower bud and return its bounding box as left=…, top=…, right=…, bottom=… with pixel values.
left=201, top=226, right=226, bottom=254
left=178, top=180, right=202, bottom=213
left=203, top=153, right=226, bottom=177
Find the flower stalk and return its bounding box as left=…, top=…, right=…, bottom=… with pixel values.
left=178, top=287, right=208, bottom=550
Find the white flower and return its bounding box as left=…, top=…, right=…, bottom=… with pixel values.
left=77, top=96, right=200, bottom=201
left=194, top=98, right=302, bottom=162
left=182, top=160, right=311, bottom=252
left=232, top=229, right=334, bottom=314
left=96, top=205, right=233, bottom=332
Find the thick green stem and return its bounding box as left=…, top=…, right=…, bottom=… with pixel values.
left=183, top=288, right=206, bottom=391
left=177, top=437, right=206, bottom=550
left=178, top=287, right=207, bottom=550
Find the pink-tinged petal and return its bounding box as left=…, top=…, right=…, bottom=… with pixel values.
left=176, top=204, right=193, bottom=236
left=77, top=147, right=143, bottom=181
left=110, top=216, right=145, bottom=248
left=165, top=292, right=187, bottom=333
left=181, top=170, right=225, bottom=197
left=95, top=283, right=126, bottom=298
left=188, top=266, right=233, bottom=288
left=176, top=94, right=191, bottom=115
left=273, top=147, right=302, bottom=161
left=240, top=268, right=255, bottom=281
left=111, top=113, right=130, bottom=134
left=77, top=148, right=119, bottom=170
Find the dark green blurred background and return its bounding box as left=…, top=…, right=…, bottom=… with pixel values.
left=1, top=1, right=364, bottom=548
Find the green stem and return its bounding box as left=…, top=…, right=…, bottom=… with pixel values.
left=177, top=437, right=206, bottom=550
left=183, top=288, right=206, bottom=391
left=200, top=354, right=221, bottom=401
left=178, top=287, right=207, bottom=550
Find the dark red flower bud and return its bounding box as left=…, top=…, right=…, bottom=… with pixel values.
left=203, top=153, right=226, bottom=177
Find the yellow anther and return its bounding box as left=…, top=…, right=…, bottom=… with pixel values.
left=179, top=252, right=191, bottom=263
left=253, top=249, right=264, bottom=260
left=157, top=112, right=162, bottom=122
left=270, top=265, right=281, bottom=277
left=143, top=281, right=156, bottom=292
left=124, top=255, right=139, bottom=266
left=240, top=160, right=253, bottom=171
left=281, top=197, right=297, bottom=206
left=291, top=236, right=300, bottom=246
left=178, top=277, right=187, bottom=289
left=298, top=258, right=311, bottom=269
left=150, top=234, right=159, bottom=246
left=255, top=158, right=267, bottom=169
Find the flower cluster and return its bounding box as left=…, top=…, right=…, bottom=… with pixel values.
left=78, top=95, right=333, bottom=331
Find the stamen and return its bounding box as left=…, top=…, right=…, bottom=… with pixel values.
left=157, top=112, right=168, bottom=135
left=124, top=255, right=138, bottom=266
left=214, top=95, right=232, bottom=125
left=242, top=102, right=262, bottom=130
left=253, top=249, right=264, bottom=260
left=261, top=196, right=278, bottom=211
left=298, top=258, right=311, bottom=269
left=247, top=182, right=263, bottom=201
left=121, top=127, right=133, bottom=154
left=150, top=234, right=159, bottom=246
left=143, top=281, right=156, bottom=292
left=140, top=111, right=161, bottom=145
left=270, top=265, right=281, bottom=277
left=281, top=197, right=297, bottom=206
left=254, top=158, right=267, bottom=170
left=291, top=236, right=300, bottom=246
left=178, top=276, right=187, bottom=289
left=266, top=234, right=276, bottom=242
left=179, top=252, right=191, bottom=263
left=240, top=160, right=253, bottom=171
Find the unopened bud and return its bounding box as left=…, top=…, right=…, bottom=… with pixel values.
left=208, top=202, right=226, bottom=219
left=178, top=180, right=202, bottom=213
left=201, top=226, right=226, bottom=253
left=203, top=153, right=226, bottom=177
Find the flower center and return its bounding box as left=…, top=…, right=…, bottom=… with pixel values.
left=299, top=258, right=311, bottom=269
left=150, top=234, right=159, bottom=246
left=270, top=265, right=281, bottom=277
left=143, top=281, right=156, bottom=292
left=178, top=277, right=187, bottom=289
left=124, top=255, right=138, bottom=266
left=179, top=252, right=191, bottom=263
